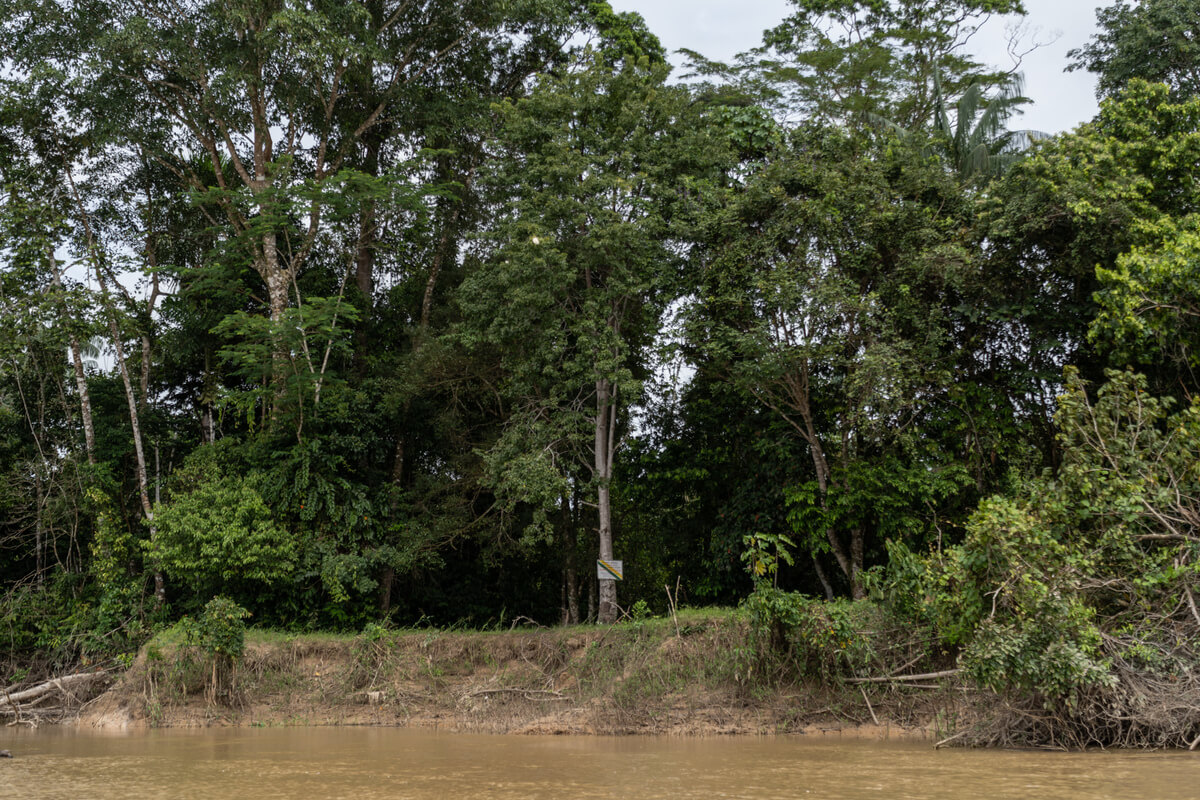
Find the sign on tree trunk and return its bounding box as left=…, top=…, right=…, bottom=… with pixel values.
left=597, top=560, right=623, bottom=581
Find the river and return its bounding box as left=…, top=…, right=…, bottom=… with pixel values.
left=2, top=727, right=1199, bottom=799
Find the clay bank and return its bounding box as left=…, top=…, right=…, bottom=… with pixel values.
left=8, top=612, right=942, bottom=738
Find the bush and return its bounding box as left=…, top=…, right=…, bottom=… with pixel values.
left=179, top=596, right=251, bottom=705
left=885, top=370, right=1200, bottom=746
left=744, top=587, right=881, bottom=679
left=147, top=446, right=295, bottom=609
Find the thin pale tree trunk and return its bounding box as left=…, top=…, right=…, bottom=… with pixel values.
left=69, top=338, right=96, bottom=466
left=67, top=169, right=164, bottom=604
left=595, top=378, right=618, bottom=624
left=48, top=249, right=96, bottom=465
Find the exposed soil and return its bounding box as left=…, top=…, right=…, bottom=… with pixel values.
left=75, top=616, right=940, bottom=738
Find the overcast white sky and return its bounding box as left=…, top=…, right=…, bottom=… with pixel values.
left=609, top=0, right=1105, bottom=134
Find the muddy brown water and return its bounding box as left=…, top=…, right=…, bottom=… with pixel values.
left=2, top=727, right=1199, bottom=799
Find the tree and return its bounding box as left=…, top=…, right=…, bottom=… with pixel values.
left=2, top=0, right=568, bottom=402
left=148, top=444, right=295, bottom=610
left=891, top=369, right=1200, bottom=747
left=928, top=74, right=1038, bottom=180
left=751, top=0, right=1026, bottom=128
left=984, top=80, right=1200, bottom=409
left=688, top=124, right=978, bottom=599
left=1068, top=0, right=1200, bottom=100
left=459, top=31, right=689, bottom=622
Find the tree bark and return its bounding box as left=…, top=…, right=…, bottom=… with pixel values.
left=68, top=337, right=96, bottom=466
left=776, top=363, right=860, bottom=597
left=562, top=492, right=580, bottom=625
left=378, top=566, right=394, bottom=614
left=200, top=349, right=217, bottom=444
left=48, top=250, right=95, bottom=465
left=849, top=526, right=865, bottom=600
left=595, top=378, right=618, bottom=623
left=813, top=553, right=835, bottom=601
left=0, top=671, right=108, bottom=709
left=353, top=132, right=381, bottom=379
left=34, top=471, right=44, bottom=585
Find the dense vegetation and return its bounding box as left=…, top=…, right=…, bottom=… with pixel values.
left=2, top=0, right=1199, bottom=746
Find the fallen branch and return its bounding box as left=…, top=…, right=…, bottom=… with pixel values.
left=3, top=706, right=65, bottom=722
left=1185, top=586, right=1200, bottom=628
left=934, top=729, right=969, bottom=749
left=859, top=685, right=880, bottom=726
left=847, top=669, right=960, bottom=685
left=0, top=671, right=107, bottom=708
left=463, top=688, right=570, bottom=702
left=665, top=578, right=681, bottom=638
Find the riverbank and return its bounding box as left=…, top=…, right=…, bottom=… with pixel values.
left=74, top=610, right=939, bottom=737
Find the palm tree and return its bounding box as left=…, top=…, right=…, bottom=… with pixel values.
left=931, top=73, right=1047, bottom=180
left=871, top=72, right=1048, bottom=181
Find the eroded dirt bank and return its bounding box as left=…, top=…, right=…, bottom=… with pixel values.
left=76, top=616, right=937, bottom=738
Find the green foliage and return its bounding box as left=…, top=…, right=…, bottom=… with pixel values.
left=742, top=588, right=882, bottom=679
left=585, top=1, right=666, bottom=66
left=88, top=484, right=152, bottom=635
left=689, top=119, right=988, bottom=596
left=756, top=0, right=1025, bottom=128
left=741, top=532, right=795, bottom=585
left=930, top=496, right=1113, bottom=698
left=629, top=599, right=654, bottom=622
left=1094, top=215, right=1200, bottom=375
left=928, top=74, right=1034, bottom=180
left=612, top=377, right=796, bottom=605
left=214, top=296, right=361, bottom=425
left=148, top=445, right=296, bottom=607
left=1068, top=0, right=1200, bottom=100
left=8, top=1, right=1200, bottom=741
left=979, top=78, right=1200, bottom=455
left=174, top=596, right=252, bottom=705
left=784, top=459, right=971, bottom=566
left=181, top=597, right=252, bottom=663
left=892, top=368, right=1200, bottom=705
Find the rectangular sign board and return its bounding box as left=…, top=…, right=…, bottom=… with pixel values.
left=596, top=559, right=623, bottom=581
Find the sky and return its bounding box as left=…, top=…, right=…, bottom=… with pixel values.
left=608, top=0, right=1105, bottom=134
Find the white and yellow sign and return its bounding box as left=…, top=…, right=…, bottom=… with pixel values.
left=596, top=559, right=623, bottom=581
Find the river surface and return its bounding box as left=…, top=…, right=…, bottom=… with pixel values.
left=2, top=727, right=1199, bottom=799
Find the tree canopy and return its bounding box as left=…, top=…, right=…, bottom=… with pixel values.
left=3, top=3, right=1200, bottom=747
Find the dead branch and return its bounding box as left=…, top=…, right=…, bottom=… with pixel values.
left=847, top=669, right=960, bottom=684
left=462, top=688, right=570, bottom=702
left=0, top=671, right=107, bottom=709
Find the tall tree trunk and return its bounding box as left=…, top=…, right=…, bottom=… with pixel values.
left=48, top=250, right=95, bottom=465
left=200, top=349, right=217, bottom=444
left=353, top=133, right=380, bottom=379
left=101, top=289, right=162, bottom=602
left=378, top=566, right=395, bottom=614
left=419, top=174, right=471, bottom=334
left=595, top=378, right=618, bottom=624
left=34, top=470, right=44, bottom=585
left=813, top=554, right=835, bottom=601
left=68, top=337, right=96, bottom=466
left=561, top=492, right=580, bottom=625
left=140, top=334, right=152, bottom=408
left=849, top=526, right=865, bottom=600
left=802, top=405, right=859, bottom=598
left=262, top=233, right=291, bottom=341
left=68, top=169, right=164, bottom=604
left=102, top=283, right=163, bottom=603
